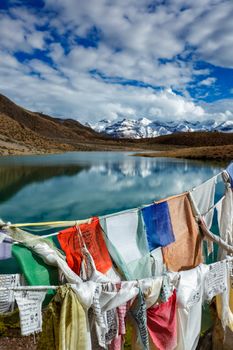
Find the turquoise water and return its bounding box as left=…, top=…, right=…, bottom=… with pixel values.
left=0, top=152, right=224, bottom=224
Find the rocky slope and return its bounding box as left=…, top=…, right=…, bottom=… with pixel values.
left=0, top=93, right=109, bottom=155
left=0, top=94, right=152, bottom=155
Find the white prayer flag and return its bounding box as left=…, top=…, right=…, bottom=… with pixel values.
left=0, top=274, right=20, bottom=313
left=15, top=290, right=46, bottom=336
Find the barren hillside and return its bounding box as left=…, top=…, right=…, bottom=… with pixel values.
left=1, top=93, right=232, bottom=157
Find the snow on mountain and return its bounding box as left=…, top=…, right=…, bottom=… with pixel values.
left=218, top=120, right=233, bottom=132
left=87, top=118, right=233, bottom=138
left=85, top=119, right=112, bottom=133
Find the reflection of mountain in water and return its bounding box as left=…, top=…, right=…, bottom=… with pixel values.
left=89, top=157, right=219, bottom=180
left=0, top=154, right=222, bottom=223
left=0, top=164, right=89, bottom=203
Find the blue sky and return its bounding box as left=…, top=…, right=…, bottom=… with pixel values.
left=0, top=0, right=233, bottom=123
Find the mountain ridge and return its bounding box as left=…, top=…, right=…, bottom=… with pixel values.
left=0, top=93, right=104, bottom=141
left=88, top=117, right=233, bottom=139
left=0, top=93, right=233, bottom=157
left=0, top=93, right=174, bottom=155
left=0, top=93, right=141, bottom=155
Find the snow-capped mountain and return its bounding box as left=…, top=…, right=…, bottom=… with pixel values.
left=86, top=118, right=233, bottom=139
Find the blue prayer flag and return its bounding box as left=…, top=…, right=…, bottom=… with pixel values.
left=142, top=202, right=175, bottom=251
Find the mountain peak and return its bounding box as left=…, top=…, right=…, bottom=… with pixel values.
left=99, top=118, right=112, bottom=124
left=89, top=117, right=233, bottom=138
left=138, top=117, right=152, bottom=126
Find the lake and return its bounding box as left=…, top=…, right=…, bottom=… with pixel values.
left=0, top=152, right=224, bottom=224
left=0, top=152, right=223, bottom=330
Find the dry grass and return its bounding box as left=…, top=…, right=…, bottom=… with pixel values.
left=134, top=144, right=233, bottom=162
left=139, top=130, right=233, bottom=147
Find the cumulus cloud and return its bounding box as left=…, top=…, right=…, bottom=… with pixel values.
left=0, top=54, right=225, bottom=123
left=0, top=0, right=233, bottom=123
left=44, top=0, right=233, bottom=67
left=202, top=99, right=233, bottom=121
left=198, top=77, right=216, bottom=86
left=0, top=7, right=48, bottom=53
left=186, top=1, right=233, bottom=68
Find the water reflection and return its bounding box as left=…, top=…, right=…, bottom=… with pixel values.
left=0, top=164, right=89, bottom=202
left=0, top=152, right=223, bottom=223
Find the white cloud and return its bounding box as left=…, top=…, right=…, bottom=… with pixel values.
left=185, top=1, right=233, bottom=68
left=0, top=53, right=221, bottom=123
left=0, top=8, right=48, bottom=53
left=0, top=0, right=233, bottom=123
left=202, top=99, right=233, bottom=121
left=27, top=32, right=46, bottom=50
left=198, top=77, right=216, bottom=86
left=44, top=0, right=233, bottom=68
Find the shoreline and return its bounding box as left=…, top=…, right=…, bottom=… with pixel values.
left=0, top=144, right=178, bottom=157
left=133, top=144, right=233, bottom=163
left=0, top=143, right=232, bottom=165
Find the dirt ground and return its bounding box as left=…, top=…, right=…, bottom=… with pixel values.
left=0, top=328, right=38, bottom=350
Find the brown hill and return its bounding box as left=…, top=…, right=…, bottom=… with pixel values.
left=0, top=93, right=104, bottom=140
left=0, top=94, right=145, bottom=155
left=135, top=144, right=233, bottom=162
left=143, top=130, right=233, bottom=147
left=135, top=130, right=233, bottom=162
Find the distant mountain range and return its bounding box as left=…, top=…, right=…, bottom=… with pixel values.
left=1, top=93, right=233, bottom=156
left=87, top=117, right=233, bottom=138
